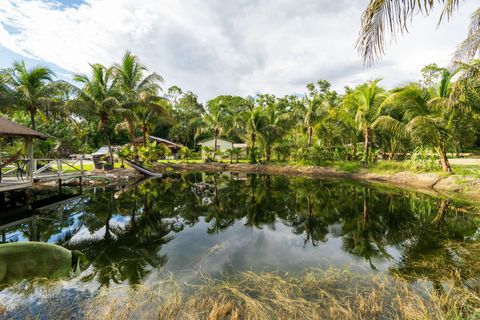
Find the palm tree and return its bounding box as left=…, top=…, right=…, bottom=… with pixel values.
left=245, top=106, right=267, bottom=163
left=373, top=71, right=457, bottom=173
left=0, top=72, right=13, bottom=109
left=135, top=99, right=172, bottom=146
left=261, top=101, right=288, bottom=161
left=191, top=99, right=227, bottom=160
left=302, top=83, right=324, bottom=147
left=68, top=64, right=126, bottom=165
left=113, top=51, right=164, bottom=146
left=357, top=0, right=476, bottom=65
left=4, top=61, right=57, bottom=129
left=343, top=80, right=385, bottom=163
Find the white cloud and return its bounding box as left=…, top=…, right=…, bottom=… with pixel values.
left=0, top=0, right=476, bottom=101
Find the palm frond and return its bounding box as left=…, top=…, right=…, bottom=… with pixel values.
left=357, top=0, right=462, bottom=65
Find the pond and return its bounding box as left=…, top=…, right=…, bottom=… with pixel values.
left=1, top=171, right=479, bottom=318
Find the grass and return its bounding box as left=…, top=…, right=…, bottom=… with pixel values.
left=157, top=159, right=251, bottom=164
left=11, top=267, right=480, bottom=320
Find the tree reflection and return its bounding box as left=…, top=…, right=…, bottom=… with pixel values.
left=15, top=172, right=479, bottom=289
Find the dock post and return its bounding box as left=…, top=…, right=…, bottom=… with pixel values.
left=57, top=159, right=62, bottom=192
left=25, top=137, right=34, bottom=180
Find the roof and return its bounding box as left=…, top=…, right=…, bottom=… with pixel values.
left=197, top=137, right=235, bottom=145
left=233, top=143, right=247, bottom=148
left=134, top=135, right=184, bottom=149
left=0, top=117, right=47, bottom=140
left=92, top=146, right=110, bottom=156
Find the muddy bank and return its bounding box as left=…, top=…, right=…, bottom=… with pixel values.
left=154, top=162, right=480, bottom=201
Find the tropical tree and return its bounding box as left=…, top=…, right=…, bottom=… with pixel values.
left=4, top=61, right=58, bottom=129
left=343, top=80, right=385, bottom=163
left=261, top=104, right=287, bottom=161
left=191, top=99, right=228, bottom=160
left=113, top=51, right=164, bottom=146
left=373, top=71, right=458, bottom=173
left=245, top=105, right=267, bottom=163
left=68, top=64, right=127, bottom=164
left=357, top=0, right=478, bottom=64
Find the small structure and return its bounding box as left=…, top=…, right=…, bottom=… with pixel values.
left=0, top=117, right=85, bottom=193
left=133, top=135, right=184, bottom=153
left=0, top=117, right=47, bottom=191
left=197, top=137, right=247, bottom=159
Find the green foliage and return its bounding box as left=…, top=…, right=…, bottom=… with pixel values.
left=137, top=141, right=164, bottom=163
left=405, top=147, right=439, bottom=172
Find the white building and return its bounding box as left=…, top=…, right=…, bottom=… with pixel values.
left=197, top=138, right=247, bottom=159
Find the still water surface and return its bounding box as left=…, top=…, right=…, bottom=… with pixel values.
left=1, top=172, right=479, bottom=314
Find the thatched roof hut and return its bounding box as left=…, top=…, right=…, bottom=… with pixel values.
left=0, top=117, right=47, bottom=140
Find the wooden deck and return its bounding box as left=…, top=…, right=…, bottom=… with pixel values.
left=0, top=179, right=33, bottom=192
left=0, top=158, right=85, bottom=192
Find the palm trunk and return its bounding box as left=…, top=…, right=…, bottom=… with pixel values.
left=438, top=145, right=453, bottom=174
left=251, top=133, right=256, bottom=163
left=266, top=144, right=271, bottom=161
left=363, top=126, right=370, bottom=163
left=307, top=126, right=313, bottom=147
left=213, top=132, right=218, bottom=160
left=142, top=125, right=148, bottom=147
left=30, top=110, right=36, bottom=130
left=128, top=120, right=135, bottom=148
left=102, top=116, right=114, bottom=165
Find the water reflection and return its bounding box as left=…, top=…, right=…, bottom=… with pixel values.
left=1, top=172, right=479, bottom=288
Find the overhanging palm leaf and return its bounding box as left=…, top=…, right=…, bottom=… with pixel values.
left=357, top=0, right=465, bottom=65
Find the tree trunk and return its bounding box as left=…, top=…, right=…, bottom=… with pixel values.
left=30, top=110, right=36, bottom=130
left=307, top=126, right=313, bottom=147
left=266, top=144, right=271, bottom=161
left=142, top=125, right=148, bottom=147
left=251, top=133, right=256, bottom=163
left=363, top=126, right=370, bottom=163
left=213, top=132, right=218, bottom=160
left=102, top=116, right=114, bottom=165
left=128, top=120, right=135, bottom=148
left=438, top=145, right=453, bottom=174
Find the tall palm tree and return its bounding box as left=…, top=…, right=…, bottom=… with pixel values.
left=261, top=102, right=287, bottom=161
left=113, top=51, right=164, bottom=146
left=191, top=99, right=227, bottom=160
left=135, top=99, right=172, bottom=146
left=4, top=61, right=57, bottom=129
left=302, top=84, right=324, bottom=147
left=245, top=106, right=267, bottom=163
left=68, top=64, right=127, bottom=165
left=373, top=71, right=457, bottom=173
left=343, top=80, right=385, bottom=163
left=357, top=0, right=476, bottom=65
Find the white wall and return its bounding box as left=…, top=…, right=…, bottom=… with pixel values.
left=198, top=139, right=233, bottom=151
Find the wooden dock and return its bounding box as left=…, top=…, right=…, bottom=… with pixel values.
left=0, top=158, right=85, bottom=193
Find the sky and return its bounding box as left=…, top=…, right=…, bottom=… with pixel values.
left=0, top=0, right=477, bottom=102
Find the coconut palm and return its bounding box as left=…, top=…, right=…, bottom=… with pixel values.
left=261, top=101, right=288, bottom=161
left=373, top=71, right=457, bottom=173
left=357, top=0, right=477, bottom=64
left=245, top=106, right=267, bottom=163
left=301, top=83, right=325, bottom=147
left=343, top=80, right=385, bottom=163
left=113, top=51, right=164, bottom=146
left=4, top=61, right=58, bottom=129
left=191, top=99, right=228, bottom=160
left=68, top=64, right=127, bottom=165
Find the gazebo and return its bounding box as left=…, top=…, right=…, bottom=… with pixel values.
left=0, top=116, right=47, bottom=190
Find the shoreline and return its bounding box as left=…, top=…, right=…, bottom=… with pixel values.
left=153, top=162, right=480, bottom=202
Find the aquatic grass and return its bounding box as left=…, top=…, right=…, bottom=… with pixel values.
left=78, top=268, right=480, bottom=320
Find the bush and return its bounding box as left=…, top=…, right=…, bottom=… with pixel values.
left=405, top=147, right=439, bottom=171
